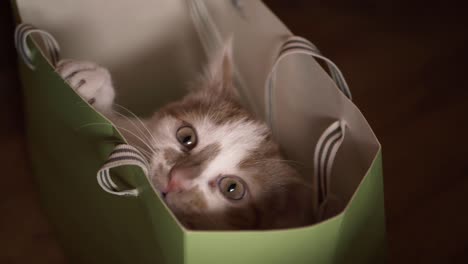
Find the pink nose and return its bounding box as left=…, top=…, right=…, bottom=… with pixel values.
left=164, top=166, right=197, bottom=193
left=165, top=178, right=184, bottom=193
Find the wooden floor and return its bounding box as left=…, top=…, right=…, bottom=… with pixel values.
left=1, top=1, right=467, bottom=263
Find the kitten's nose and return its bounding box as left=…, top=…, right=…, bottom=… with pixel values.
left=165, top=166, right=197, bottom=193
left=165, top=177, right=184, bottom=193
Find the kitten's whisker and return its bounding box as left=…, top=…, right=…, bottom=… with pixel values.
left=113, top=104, right=159, bottom=147
left=112, top=110, right=155, bottom=146
left=111, top=126, right=158, bottom=155
left=79, top=122, right=156, bottom=157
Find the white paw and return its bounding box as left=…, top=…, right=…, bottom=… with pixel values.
left=57, top=60, right=115, bottom=111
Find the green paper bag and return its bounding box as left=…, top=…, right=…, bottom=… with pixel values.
left=12, top=0, right=385, bottom=263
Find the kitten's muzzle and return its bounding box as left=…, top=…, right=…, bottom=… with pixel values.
left=163, top=165, right=199, bottom=195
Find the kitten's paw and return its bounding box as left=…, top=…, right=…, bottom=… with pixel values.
left=57, top=60, right=115, bottom=111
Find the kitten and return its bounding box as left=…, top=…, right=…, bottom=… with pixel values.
left=57, top=43, right=315, bottom=230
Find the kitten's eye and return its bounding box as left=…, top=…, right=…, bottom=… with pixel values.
left=218, top=176, right=246, bottom=200
left=176, top=126, right=197, bottom=150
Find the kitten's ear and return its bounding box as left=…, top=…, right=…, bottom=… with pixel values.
left=202, top=37, right=238, bottom=98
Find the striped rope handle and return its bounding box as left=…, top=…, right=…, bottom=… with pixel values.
left=265, top=36, right=350, bottom=219
left=97, top=144, right=150, bottom=197
left=265, top=35, right=352, bottom=128
left=314, top=120, right=347, bottom=220
left=14, top=23, right=61, bottom=70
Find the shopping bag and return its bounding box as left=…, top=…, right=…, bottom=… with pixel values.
left=12, top=0, right=385, bottom=263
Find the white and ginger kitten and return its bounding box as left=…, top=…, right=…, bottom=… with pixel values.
left=57, top=43, right=315, bottom=230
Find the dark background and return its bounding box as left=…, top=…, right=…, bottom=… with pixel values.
left=1, top=1, right=467, bottom=263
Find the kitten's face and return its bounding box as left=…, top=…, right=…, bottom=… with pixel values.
left=148, top=96, right=261, bottom=229
left=147, top=93, right=313, bottom=230
left=146, top=42, right=313, bottom=230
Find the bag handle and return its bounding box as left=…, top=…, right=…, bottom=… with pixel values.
left=97, top=144, right=150, bottom=197
left=265, top=35, right=352, bottom=128
left=314, top=120, right=347, bottom=220
left=14, top=23, right=61, bottom=70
